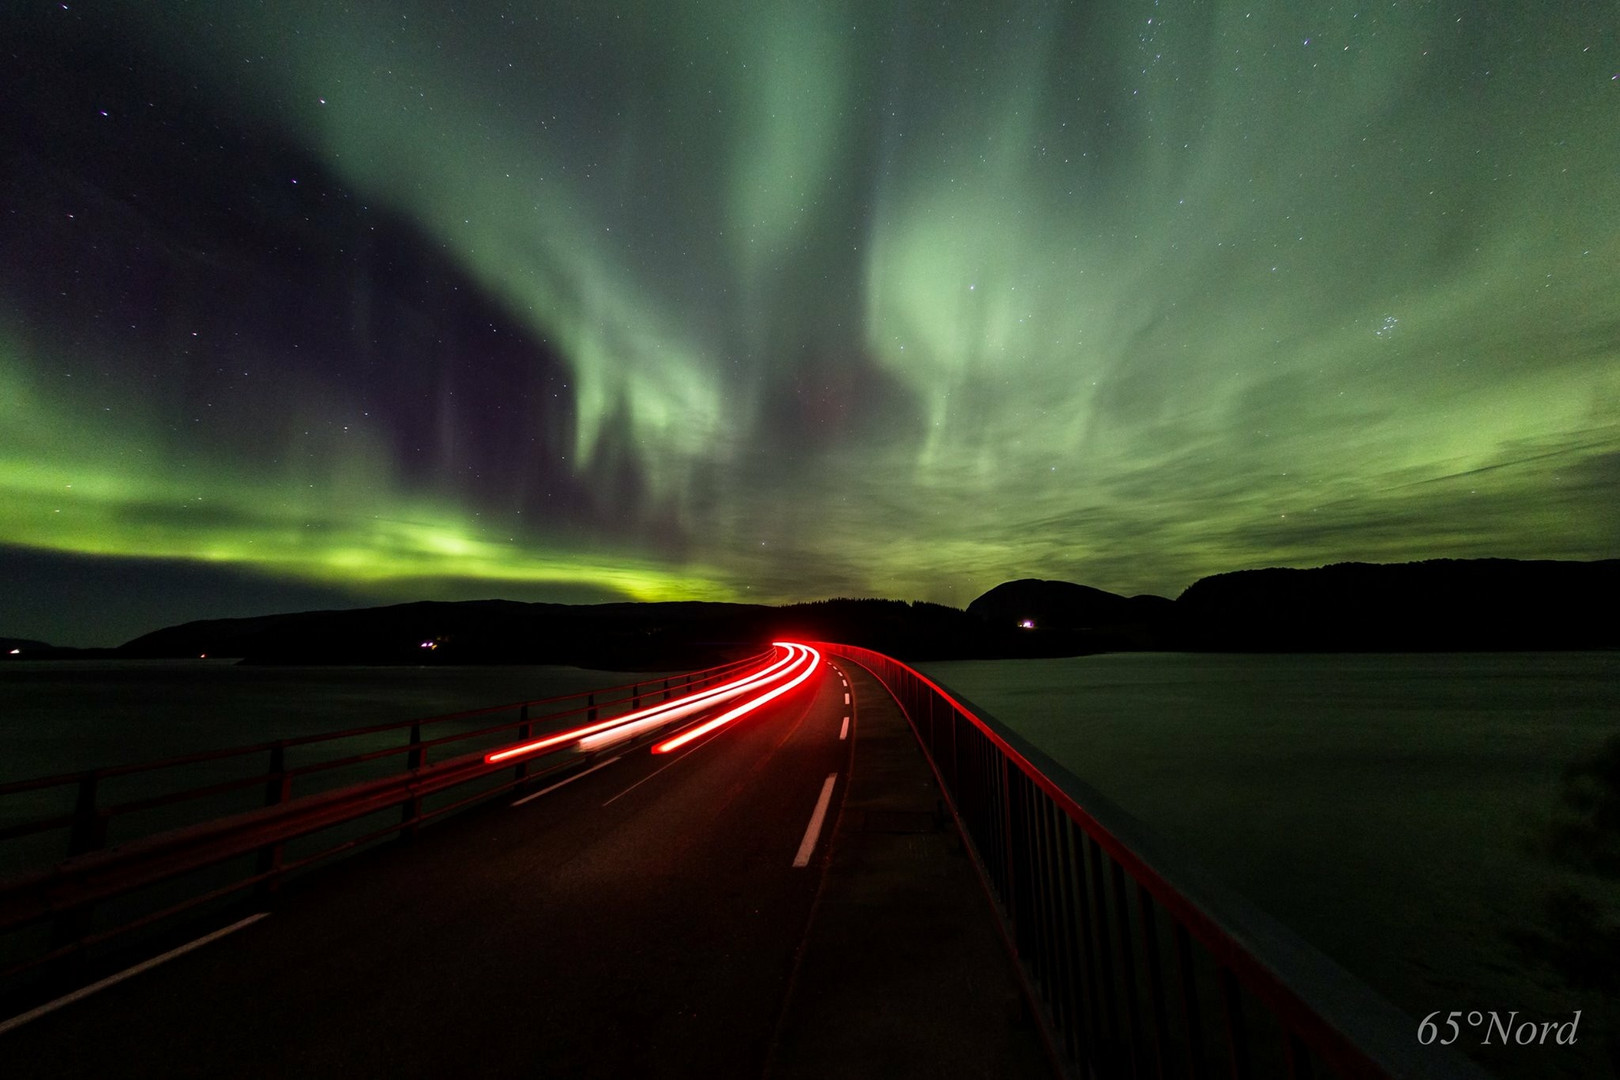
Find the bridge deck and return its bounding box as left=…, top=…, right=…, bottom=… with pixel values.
left=767, top=661, right=1053, bottom=1079
left=2, top=658, right=1051, bottom=1078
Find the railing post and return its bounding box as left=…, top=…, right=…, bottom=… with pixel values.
left=1137, top=887, right=1173, bottom=1080
left=1029, top=791, right=1056, bottom=1022
left=1175, top=922, right=1208, bottom=1080
left=407, top=722, right=425, bottom=771
left=1000, top=755, right=1018, bottom=926
left=1007, top=767, right=1028, bottom=955
left=263, top=742, right=292, bottom=806
left=1282, top=1032, right=1313, bottom=1080
left=512, top=705, right=532, bottom=786
left=588, top=693, right=597, bottom=723
left=257, top=742, right=291, bottom=892
left=1088, top=836, right=1122, bottom=1057
left=1111, top=858, right=1147, bottom=1078
left=67, top=770, right=107, bottom=858
left=1054, top=815, right=1091, bottom=1066
left=663, top=677, right=671, bottom=702
left=1072, top=823, right=1105, bottom=1063
left=54, top=770, right=107, bottom=949
left=632, top=684, right=641, bottom=710
left=1218, top=967, right=1251, bottom=1080
left=402, top=722, right=424, bottom=840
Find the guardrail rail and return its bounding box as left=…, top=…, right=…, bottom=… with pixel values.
left=0, top=651, right=768, bottom=992
left=816, top=642, right=1492, bottom=1080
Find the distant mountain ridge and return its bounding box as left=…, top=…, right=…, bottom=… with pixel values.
left=967, top=579, right=1173, bottom=629
left=4, top=558, right=1614, bottom=664
left=109, top=597, right=1012, bottom=668
left=1174, top=558, right=1619, bottom=651
left=965, top=579, right=1174, bottom=651
left=968, top=559, right=1618, bottom=651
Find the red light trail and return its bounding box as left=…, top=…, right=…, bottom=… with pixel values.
left=650, top=643, right=822, bottom=754
left=483, top=642, right=820, bottom=764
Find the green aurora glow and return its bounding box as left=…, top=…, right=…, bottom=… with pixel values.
left=2, top=0, right=1617, bottom=642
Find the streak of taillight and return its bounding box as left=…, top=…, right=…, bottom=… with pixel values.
left=573, top=650, right=799, bottom=752
left=483, top=646, right=793, bottom=764
left=650, top=643, right=822, bottom=754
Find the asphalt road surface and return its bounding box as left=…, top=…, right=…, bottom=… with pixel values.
left=3, top=658, right=857, bottom=1078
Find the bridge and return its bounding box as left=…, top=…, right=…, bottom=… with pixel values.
left=0, top=643, right=1490, bottom=1078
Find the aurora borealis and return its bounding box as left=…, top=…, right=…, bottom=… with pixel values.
left=2, top=1, right=1617, bottom=645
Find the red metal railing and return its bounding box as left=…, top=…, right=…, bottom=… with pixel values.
left=0, top=651, right=768, bottom=986
left=816, top=643, right=1493, bottom=1080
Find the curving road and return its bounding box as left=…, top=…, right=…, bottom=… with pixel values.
left=3, top=655, right=857, bottom=1077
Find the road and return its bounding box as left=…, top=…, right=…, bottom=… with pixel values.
left=3, top=655, right=857, bottom=1077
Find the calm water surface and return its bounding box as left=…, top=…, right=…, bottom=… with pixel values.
left=918, top=651, right=1619, bottom=1078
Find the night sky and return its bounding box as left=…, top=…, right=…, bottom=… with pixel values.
left=3, top=1, right=1616, bottom=646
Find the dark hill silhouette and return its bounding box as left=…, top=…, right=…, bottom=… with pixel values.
left=967, top=579, right=1173, bottom=628
left=1175, top=558, right=1620, bottom=651
left=9, top=558, right=1615, bottom=665
left=113, top=597, right=1021, bottom=667
left=966, top=579, right=1173, bottom=652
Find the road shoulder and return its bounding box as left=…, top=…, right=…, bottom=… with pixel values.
left=765, top=660, right=1056, bottom=1079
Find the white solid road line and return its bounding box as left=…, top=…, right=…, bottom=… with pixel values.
left=792, top=773, right=838, bottom=868
left=510, top=755, right=623, bottom=807
left=839, top=716, right=849, bottom=740
left=0, top=912, right=270, bottom=1036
